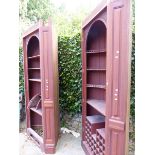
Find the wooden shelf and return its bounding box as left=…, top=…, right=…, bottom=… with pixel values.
left=86, top=115, right=105, bottom=124
left=29, top=79, right=41, bottom=82
left=30, top=107, right=42, bottom=116
left=28, top=55, right=40, bottom=59
left=28, top=68, right=40, bottom=70
left=87, top=69, right=106, bottom=71
left=87, top=99, right=106, bottom=115
left=87, top=84, right=106, bottom=89
left=86, top=50, right=106, bottom=54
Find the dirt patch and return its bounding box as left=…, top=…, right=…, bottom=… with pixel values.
left=129, top=117, right=135, bottom=155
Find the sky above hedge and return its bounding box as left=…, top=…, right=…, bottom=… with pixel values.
left=51, top=0, right=103, bottom=12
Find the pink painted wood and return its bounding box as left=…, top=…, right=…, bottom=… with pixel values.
left=82, top=0, right=131, bottom=154
left=23, top=20, right=59, bottom=154
left=106, top=0, right=131, bottom=155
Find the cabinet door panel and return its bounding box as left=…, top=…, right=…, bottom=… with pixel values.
left=106, top=0, right=131, bottom=155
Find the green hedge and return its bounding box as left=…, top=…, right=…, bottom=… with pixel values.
left=130, top=0, right=135, bottom=122
left=130, top=32, right=135, bottom=121
left=19, top=47, right=24, bottom=95
left=58, top=34, right=82, bottom=115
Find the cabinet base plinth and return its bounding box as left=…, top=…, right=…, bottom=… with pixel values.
left=27, top=128, right=56, bottom=154
left=44, top=144, right=56, bottom=154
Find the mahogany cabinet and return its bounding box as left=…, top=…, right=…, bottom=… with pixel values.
left=23, top=20, right=59, bottom=154
left=81, top=0, right=131, bottom=155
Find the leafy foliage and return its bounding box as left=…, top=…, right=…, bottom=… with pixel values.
left=51, top=7, right=88, bottom=37
left=58, top=34, right=82, bottom=115
left=130, top=31, right=135, bottom=121
left=130, top=0, right=135, bottom=122
left=26, top=0, right=52, bottom=22
left=19, top=47, right=24, bottom=94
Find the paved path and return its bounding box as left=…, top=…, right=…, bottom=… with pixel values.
left=19, top=132, right=85, bottom=155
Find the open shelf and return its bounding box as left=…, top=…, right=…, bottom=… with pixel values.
left=86, top=50, right=106, bottom=54
left=30, top=107, right=42, bottom=116
left=87, top=69, right=106, bottom=71
left=28, top=68, right=40, bottom=79
left=87, top=84, right=106, bottom=89
left=28, top=59, right=40, bottom=68
left=29, top=79, right=41, bottom=82
left=86, top=115, right=105, bottom=124
left=28, top=55, right=40, bottom=59
left=87, top=99, right=106, bottom=115
left=87, top=53, right=106, bottom=69
left=28, top=68, right=40, bottom=70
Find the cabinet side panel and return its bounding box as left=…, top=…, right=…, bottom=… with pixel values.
left=39, top=24, right=59, bottom=153
left=23, top=38, right=31, bottom=128
left=82, top=30, right=87, bottom=141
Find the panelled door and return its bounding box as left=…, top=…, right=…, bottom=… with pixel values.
left=106, top=0, right=131, bottom=155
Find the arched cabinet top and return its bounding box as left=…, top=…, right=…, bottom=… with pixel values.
left=86, top=20, right=107, bottom=47
left=82, top=0, right=107, bottom=29
left=27, top=35, right=40, bottom=57
left=82, top=6, right=107, bottom=42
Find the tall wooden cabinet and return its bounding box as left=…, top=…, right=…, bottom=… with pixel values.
left=23, top=20, right=59, bottom=154
left=81, top=0, right=131, bottom=155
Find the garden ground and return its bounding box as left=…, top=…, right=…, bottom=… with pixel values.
left=19, top=132, right=85, bottom=155
left=19, top=117, right=134, bottom=155
left=20, top=119, right=85, bottom=155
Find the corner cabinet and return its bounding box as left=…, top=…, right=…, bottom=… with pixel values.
left=81, top=0, right=131, bottom=155
left=23, top=20, right=59, bottom=154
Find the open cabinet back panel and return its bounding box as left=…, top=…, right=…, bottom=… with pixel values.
left=27, top=36, right=40, bottom=57
left=28, top=70, right=40, bottom=79
left=87, top=72, right=106, bottom=85
left=28, top=59, right=40, bottom=68
left=23, top=21, right=59, bottom=154
left=30, top=111, right=42, bottom=126
left=28, top=82, right=41, bottom=99
left=87, top=104, right=103, bottom=116
left=87, top=54, right=106, bottom=69
left=87, top=89, right=105, bottom=100
left=87, top=21, right=106, bottom=50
